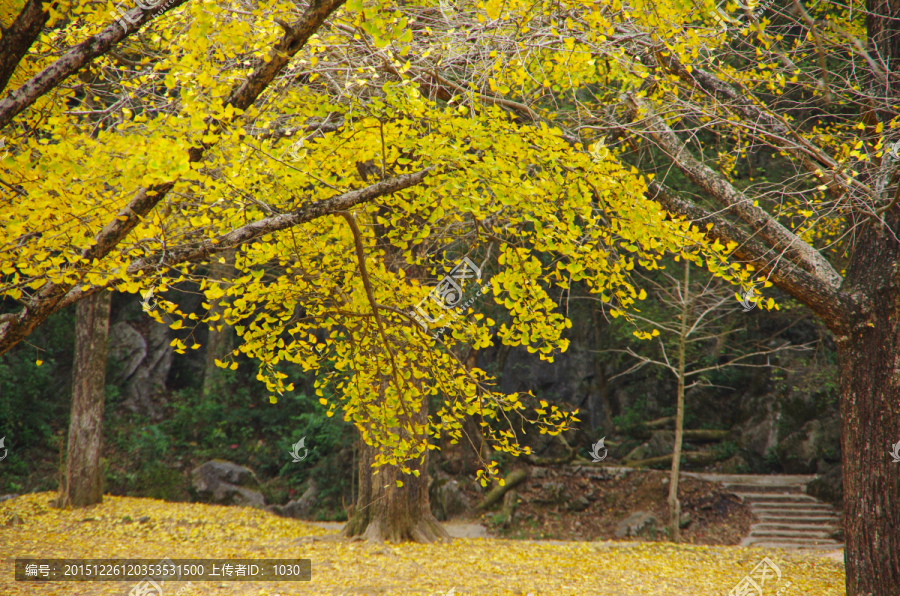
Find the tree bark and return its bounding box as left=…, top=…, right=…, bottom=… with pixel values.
left=668, top=259, right=689, bottom=543
left=203, top=249, right=236, bottom=397
left=340, top=204, right=450, bottom=544
left=341, top=399, right=449, bottom=543
left=835, top=211, right=900, bottom=595
left=57, top=291, right=111, bottom=508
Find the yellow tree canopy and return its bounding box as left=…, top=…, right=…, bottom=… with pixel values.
left=0, top=0, right=754, bottom=480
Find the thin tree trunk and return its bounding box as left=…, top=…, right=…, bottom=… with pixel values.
left=668, top=259, right=689, bottom=542
left=57, top=290, right=111, bottom=508
left=203, top=248, right=236, bottom=397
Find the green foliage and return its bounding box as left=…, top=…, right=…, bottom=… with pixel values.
left=612, top=397, right=647, bottom=435
left=712, top=440, right=738, bottom=461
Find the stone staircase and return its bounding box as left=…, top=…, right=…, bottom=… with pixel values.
left=686, top=473, right=843, bottom=550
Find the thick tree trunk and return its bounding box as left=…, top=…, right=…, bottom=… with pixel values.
left=341, top=398, right=449, bottom=543
left=57, top=291, right=111, bottom=508
left=835, top=214, right=900, bottom=595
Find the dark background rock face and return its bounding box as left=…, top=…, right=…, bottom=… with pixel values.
left=107, top=320, right=173, bottom=418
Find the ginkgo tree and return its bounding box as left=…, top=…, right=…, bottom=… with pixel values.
left=335, top=0, right=900, bottom=591
left=382, top=0, right=897, bottom=592
left=0, top=0, right=757, bottom=545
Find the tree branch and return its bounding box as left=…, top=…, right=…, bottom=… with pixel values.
left=0, top=0, right=192, bottom=130
left=646, top=180, right=848, bottom=330
left=0, top=0, right=51, bottom=95
left=625, top=95, right=843, bottom=290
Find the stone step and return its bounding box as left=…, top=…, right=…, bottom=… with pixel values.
left=734, top=492, right=819, bottom=504
left=754, top=512, right=840, bottom=523
left=749, top=528, right=836, bottom=540
left=740, top=538, right=844, bottom=550
left=723, top=483, right=804, bottom=494
left=683, top=473, right=816, bottom=485
left=753, top=522, right=841, bottom=532
left=750, top=501, right=835, bottom=511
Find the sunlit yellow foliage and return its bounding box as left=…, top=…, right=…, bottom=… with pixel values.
left=1, top=0, right=769, bottom=482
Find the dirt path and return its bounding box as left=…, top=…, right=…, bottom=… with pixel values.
left=305, top=521, right=490, bottom=538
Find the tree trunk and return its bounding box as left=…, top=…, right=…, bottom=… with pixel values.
left=341, top=397, right=449, bottom=543
left=203, top=248, right=236, bottom=397
left=835, top=214, right=900, bottom=595
left=57, top=290, right=111, bottom=508
left=668, top=259, right=689, bottom=543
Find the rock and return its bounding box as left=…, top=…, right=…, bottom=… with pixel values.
left=807, top=462, right=842, bottom=506
left=108, top=321, right=173, bottom=417
left=646, top=430, right=675, bottom=457
left=0, top=494, right=19, bottom=503
left=679, top=512, right=692, bottom=529
left=623, top=431, right=676, bottom=462
left=191, top=460, right=266, bottom=509
left=624, top=443, right=651, bottom=462
left=536, top=481, right=568, bottom=504
left=266, top=504, right=283, bottom=516
left=710, top=454, right=748, bottom=474
left=777, top=419, right=839, bottom=474
left=735, top=393, right=780, bottom=457
left=567, top=495, right=590, bottom=512
left=614, top=511, right=658, bottom=538
left=281, top=479, right=318, bottom=518
left=430, top=475, right=471, bottom=521
left=531, top=468, right=549, bottom=479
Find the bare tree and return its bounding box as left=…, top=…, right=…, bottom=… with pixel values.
left=609, top=258, right=804, bottom=542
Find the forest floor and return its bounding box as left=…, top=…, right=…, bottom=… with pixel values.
left=1, top=491, right=845, bottom=595
left=458, top=465, right=755, bottom=546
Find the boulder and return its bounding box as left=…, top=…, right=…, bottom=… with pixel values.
left=190, top=460, right=266, bottom=509
left=734, top=392, right=780, bottom=457
left=624, top=430, right=675, bottom=463
left=567, top=495, right=591, bottom=512
left=777, top=418, right=840, bottom=474
left=430, top=475, right=471, bottom=521
left=709, top=454, right=748, bottom=474
left=281, top=479, right=319, bottom=519
left=108, top=321, right=173, bottom=417
left=807, top=462, right=842, bottom=506
left=614, top=511, right=658, bottom=538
